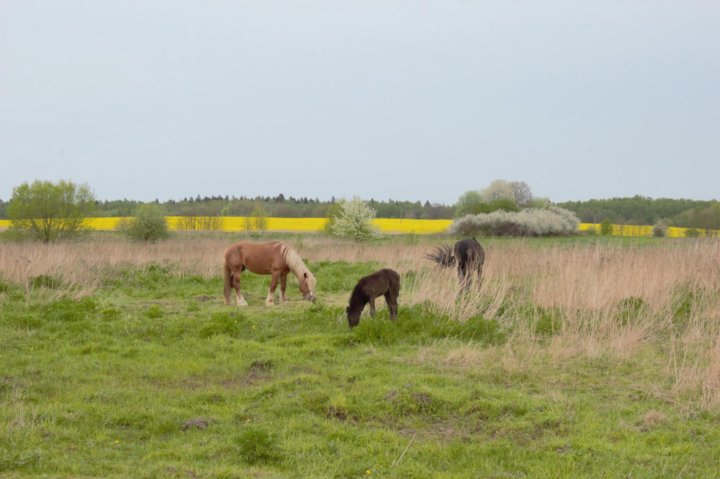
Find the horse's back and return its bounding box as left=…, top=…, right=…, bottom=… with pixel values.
left=224, top=241, right=285, bottom=273
left=369, top=268, right=400, bottom=294
left=454, top=238, right=484, bottom=264
left=381, top=268, right=401, bottom=290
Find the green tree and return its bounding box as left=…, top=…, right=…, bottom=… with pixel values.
left=119, top=204, right=169, bottom=242
left=600, top=219, right=614, bottom=236
left=323, top=201, right=343, bottom=234
left=7, top=180, right=95, bottom=242
left=455, top=191, right=484, bottom=217
left=455, top=191, right=519, bottom=218
left=246, top=205, right=268, bottom=231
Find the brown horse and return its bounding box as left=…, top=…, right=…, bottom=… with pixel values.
left=223, top=241, right=316, bottom=306
left=346, top=268, right=400, bottom=328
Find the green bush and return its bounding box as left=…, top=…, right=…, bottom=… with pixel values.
left=119, top=204, right=169, bottom=242
left=652, top=221, right=668, bottom=238
left=599, top=219, right=613, bottom=236
left=685, top=228, right=700, bottom=238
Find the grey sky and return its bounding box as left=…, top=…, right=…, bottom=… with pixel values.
left=1, top=1, right=718, bottom=204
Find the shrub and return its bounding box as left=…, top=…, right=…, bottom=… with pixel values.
left=685, top=228, right=701, bottom=238
left=600, top=219, right=613, bottom=236
left=119, top=204, right=169, bottom=242
left=652, top=221, right=668, bottom=238
left=330, top=197, right=379, bottom=241
left=449, top=206, right=579, bottom=237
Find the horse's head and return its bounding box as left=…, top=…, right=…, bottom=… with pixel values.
left=299, top=271, right=316, bottom=302
left=346, top=306, right=361, bottom=328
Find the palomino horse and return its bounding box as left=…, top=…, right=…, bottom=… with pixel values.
left=223, top=241, right=316, bottom=306
left=426, top=238, right=485, bottom=292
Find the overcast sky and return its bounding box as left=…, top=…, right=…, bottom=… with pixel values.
left=1, top=1, right=718, bottom=205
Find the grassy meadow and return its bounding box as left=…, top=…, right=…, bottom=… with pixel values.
left=1, top=233, right=720, bottom=478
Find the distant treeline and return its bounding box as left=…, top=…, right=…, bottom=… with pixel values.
left=0, top=194, right=453, bottom=220
left=2, top=194, right=718, bottom=228
left=557, top=196, right=720, bottom=229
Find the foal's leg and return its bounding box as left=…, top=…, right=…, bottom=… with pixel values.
left=384, top=291, right=399, bottom=320
left=266, top=271, right=280, bottom=306
left=280, top=272, right=288, bottom=303
left=368, top=297, right=376, bottom=317
left=233, top=272, right=249, bottom=306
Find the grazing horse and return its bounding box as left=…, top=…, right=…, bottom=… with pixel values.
left=223, top=241, right=316, bottom=306
left=346, top=268, right=400, bottom=328
left=426, top=238, right=485, bottom=292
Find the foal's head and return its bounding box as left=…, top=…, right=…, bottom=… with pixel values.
left=346, top=306, right=361, bottom=328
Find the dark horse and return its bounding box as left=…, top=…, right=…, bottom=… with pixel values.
left=224, top=241, right=316, bottom=306
left=426, top=238, right=485, bottom=292
left=346, top=269, right=400, bottom=328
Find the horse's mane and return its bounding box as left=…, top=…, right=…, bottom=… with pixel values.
left=281, top=243, right=316, bottom=290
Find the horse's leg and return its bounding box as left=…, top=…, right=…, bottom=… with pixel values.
left=280, top=272, right=288, bottom=303
left=223, top=264, right=233, bottom=305
left=476, top=260, right=484, bottom=289
left=233, top=271, right=248, bottom=306
left=266, top=271, right=280, bottom=306
left=458, top=263, right=470, bottom=293
left=384, top=291, right=398, bottom=320
left=368, top=297, right=376, bottom=317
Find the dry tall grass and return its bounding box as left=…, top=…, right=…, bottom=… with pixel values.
left=1, top=235, right=719, bottom=410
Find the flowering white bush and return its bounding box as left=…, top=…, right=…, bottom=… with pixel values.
left=330, top=197, right=380, bottom=241
left=450, top=206, right=579, bottom=237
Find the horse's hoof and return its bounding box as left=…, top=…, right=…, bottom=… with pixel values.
left=265, top=301, right=275, bottom=307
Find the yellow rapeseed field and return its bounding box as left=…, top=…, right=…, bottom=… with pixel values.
left=0, top=217, right=718, bottom=237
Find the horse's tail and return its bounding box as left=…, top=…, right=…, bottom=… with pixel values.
left=223, top=260, right=233, bottom=305
left=425, top=244, right=455, bottom=268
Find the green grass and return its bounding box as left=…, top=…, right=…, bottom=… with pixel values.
left=1, top=260, right=719, bottom=478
